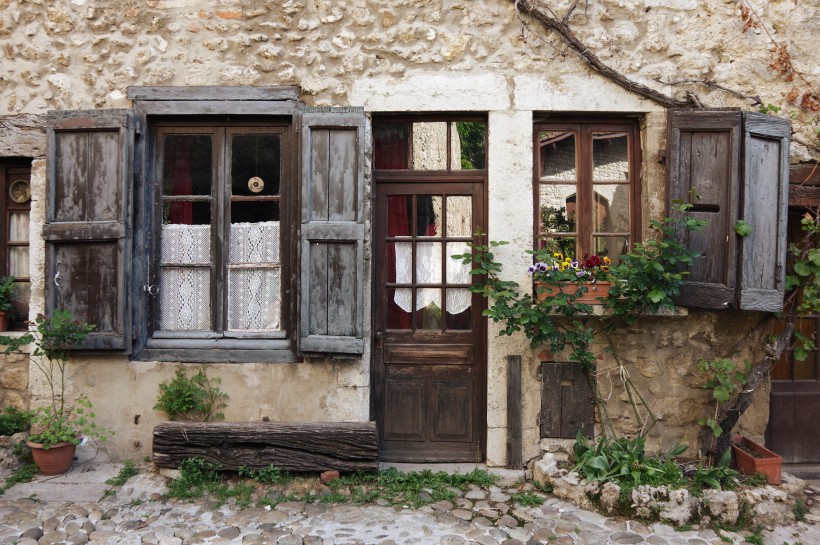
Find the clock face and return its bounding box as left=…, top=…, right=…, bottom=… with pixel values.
left=9, top=180, right=30, bottom=204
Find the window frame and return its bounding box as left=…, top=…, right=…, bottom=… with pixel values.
left=0, top=161, right=32, bottom=328
left=533, top=117, right=642, bottom=261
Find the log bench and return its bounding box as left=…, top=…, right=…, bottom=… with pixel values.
left=152, top=421, right=379, bottom=472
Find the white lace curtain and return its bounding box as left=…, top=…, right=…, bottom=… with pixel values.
left=393, top=241, right=471, bottom=315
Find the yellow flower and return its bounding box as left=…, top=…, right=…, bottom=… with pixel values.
left=563, top=257, right=572, bottom=264
left=553, top=252, right=564, bottom=261
left=603, top=256, right=612, bottom=265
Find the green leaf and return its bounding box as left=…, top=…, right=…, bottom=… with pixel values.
left=734, top=220, right=752, bottom=237
left=647, top=290, right=664, bottom=303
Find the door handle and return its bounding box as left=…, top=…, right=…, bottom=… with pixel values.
left=374, top=331, right=383, bottom=349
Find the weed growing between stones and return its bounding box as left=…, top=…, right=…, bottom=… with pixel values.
left=0, top=463, right=37, bottom=495
left=509, top=490, right=545, bottom=507
left=793, top=498, right=808, bottom=521
left=106, top=460, right=139, bottom=487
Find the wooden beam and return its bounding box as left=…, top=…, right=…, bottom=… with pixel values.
left=153, top=421, right=379, bottom=472
left=506, top=355, right=522, bottom=468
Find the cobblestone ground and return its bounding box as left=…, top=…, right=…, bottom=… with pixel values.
left=0, top=463, right=818, bottom=545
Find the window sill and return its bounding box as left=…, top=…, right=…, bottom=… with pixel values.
left=547, top=306, right=689, bottom=318
left=134, top=337, right=298, bottom=363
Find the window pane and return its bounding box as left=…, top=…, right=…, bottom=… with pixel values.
left=412, top=122, right=447, bottom=170
left=8, top=247, right=28, bottom=278
left=163, top=135, right=212, bottom=196
left=446, top=242, right=471, bottom=284
left=593, top=132, right=629, bottom=181
left=231, top=134, right=281, bottom=197
left=8, top=212, right=29, bottom=242
left=387, top=195, right=412, bottom=237
left=229, top=222, right=280, bottom=264
left=228, top=268, right=280, bottom=331
left=539, top=185, right=577, bottom=234
left=163, top=201, right=211, bottom=225
left=417, top=195, right=441, bottom=237
left=391, top=241, right=412, bottom=284
left=161, top=225, right=211, bottom=265
left=386, top=287, right=412, bottom=329
left=416, top=288, right=441, bottom=330
left=416, top=242, right=442, bottom=284
left=445, top=288, right=471, bottom=330
left=231, top=201, right=280, bottom=223
left=451, top=121, right=486, bottom=170
left=540, top=236, right=576, bottom=259
left=12, top=281, right=29, bottom=318
left=539, top=131, right=576, bottom=182
left=374, top=123, right=409, bottom=169
left=593, top=185, right=630, bottom=233
left=159, top=267, right=211, bottom=331
left=594, top=236, right=628, bottom=262
left=445, top=196, right=472, bottom=237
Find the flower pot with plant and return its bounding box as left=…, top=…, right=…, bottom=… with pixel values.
left=531, top=251, right=613, bottom=305
left=0, top=310, right=111, bottom=475
left=731, top=435, right=782, bottom=485
left=0, top=276, right=16, bottom=331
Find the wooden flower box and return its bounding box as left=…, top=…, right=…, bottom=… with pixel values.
left=731, top=436, right=782, bottom=485
left=535, top=281, right=611, bottom=304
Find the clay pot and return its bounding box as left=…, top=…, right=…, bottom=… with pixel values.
left=27, top=440, right=76, bottom=475
left=535, top=281, right=611, bottom=304
left=731, top=436, right=782, bottom=485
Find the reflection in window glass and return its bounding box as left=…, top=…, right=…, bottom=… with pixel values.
left=445, top=196, right=472, bottom=237
left=539, top=185, right=577, bottom=234
left=386, top=287, right=412, bottom=329
left=416, top=195, right=440, bottom=237
left=594, top=237, right=628, bottom=262
left=592, top=185, right=629, bottom=234
left=451, top=121, right=486, bottom=170
left=387, top=196, right=412, bottom=237
left=163, top=202, right=211, bottom=225
left=593, top=133, right=628, bottom=181
left=412, top=122, right=447, bottom=170
left=539, top=131, right=576, bottom=181
left=163, top=135, right=212, bottom=196
left=374, top=123, right=409, bottom=169
left=540, top=236, right=576, bottom=259
left=416, top=288, right=442, bottom=330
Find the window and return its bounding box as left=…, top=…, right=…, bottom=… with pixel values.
left=0, top=162, right=31, bottom=325
left=44, top=89, right=367, bottom=360
left=535, top=119, right=640, bottom=262
left=153, top=124, right=290, bottom=337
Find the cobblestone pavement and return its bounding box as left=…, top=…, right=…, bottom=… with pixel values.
left=0, top=461, right=817, bottom=545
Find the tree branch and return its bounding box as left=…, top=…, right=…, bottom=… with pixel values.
left=512, top=0, right=699, bottom=108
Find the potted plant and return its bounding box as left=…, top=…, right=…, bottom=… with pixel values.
left=731, top=435, right=782, bottom=485
left=0, top=310, right=110, bottom=475
left=0, top=276, right=16, bottom=331
left=531, top=251, right=613, bottom=304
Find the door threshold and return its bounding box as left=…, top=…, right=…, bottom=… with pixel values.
left=379, top=462, right=524, bottom=481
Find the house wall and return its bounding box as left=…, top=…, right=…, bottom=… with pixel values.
left=0, top=0, right=816, bottom=463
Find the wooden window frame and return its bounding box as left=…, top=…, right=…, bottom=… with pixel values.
left=533, top=117, right=642, bottom=260
left=0, top=161, right=31, bottom=328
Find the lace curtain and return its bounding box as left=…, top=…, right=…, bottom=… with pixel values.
left=393, top=241, right=471, bottom=314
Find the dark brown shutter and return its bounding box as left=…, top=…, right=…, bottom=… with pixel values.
left=738, top=112, right=790, bottom=311
left=667, top=110, right=741, bottom=309
left=45, top=110, right=134, bottom=351
left=299, top=107, right=366, bottom=355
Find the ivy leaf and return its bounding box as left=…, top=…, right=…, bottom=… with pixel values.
left=734, top=220, right=753, bottom=237
left=647, top=290, right=664, bottom=303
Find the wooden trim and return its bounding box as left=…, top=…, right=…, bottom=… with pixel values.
left=127, top=86, right=300, bottom=101
left=506, top=355, right=522, bottom=468
left=135, top=101, right=298, bottom=116
left=789, top=185, right=820, bottom=207
left=136, top=348, right=298, bottom=363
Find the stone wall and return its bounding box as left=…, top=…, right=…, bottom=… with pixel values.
left=0, top=0, right=816, bottom=462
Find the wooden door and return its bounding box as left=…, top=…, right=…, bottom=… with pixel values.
left=374, top=183, right=485, bottom=462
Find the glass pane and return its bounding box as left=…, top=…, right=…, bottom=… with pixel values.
left=594, top=236, right=628, bottom=262
left=387, top=196, right=412, bottom=237
left=539, top=131, right=576, bottom=181
left=159, top=266, right=211, bottom=331
left=593, top=132, right=629, bottom=181
left=540, top=236, right=576, bottom=259
left=387, top=287, right=412, bottom=329
left=163, top=135, right=212, bottom=196
left=412, top=122, right=447, bottom=170
left=391, top=241, right=412, bottom=284
left=416, top=242, right=442, bottom=284
left=11, top=281, right=29, bottom=317
left=417, top=195, right=441, bottom=237
left=446, top=242, right=471, bottom=284
left=539, top=184, right=577, bottom=234
left=416, top=288, right=442, bottom=330
left=231, top=201, right=280, bottom=223
left=445, top=196, right=472, bottom=237
left=593, top=185, right=630, bottom=233
left=161, top=225, right=211, bottom=265
left=228, top=267, right=280, bottom=331
left=229, top=222, right=280, bottom=265
left=163, top=201, right=211, bottom=225
left=231, top=134, right=281, bottom=197
left=445, top=288, right=472, bottom=330
left=8, top=212, right=29, bottom=242
left=8, top=247, right=28, bottom=278
left=451, top=121, right=486, bottom=170
left=374, top=123, right=409, bottom=169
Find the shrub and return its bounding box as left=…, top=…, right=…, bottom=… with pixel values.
left=154, top=368, right=228, bottom=421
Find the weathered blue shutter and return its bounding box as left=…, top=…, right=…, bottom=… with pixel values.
left=45, top=110, right=134, bottom=351
left=299, top=107, right=366, bottom=355
left=667, top=110, right=741, bottom=309
left=738, top=113, right=790, bottom=311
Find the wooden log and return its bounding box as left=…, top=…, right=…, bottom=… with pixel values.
left=153, top=421, right=379, bottom=472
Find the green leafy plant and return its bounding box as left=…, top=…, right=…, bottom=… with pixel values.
left=689, top=448, right=739, bottom=492
left=105, top=460, right=139, bottom=487
left=238, top=464, right=291, bottom=485
left=0, top=406, right=33, bottom=436
left=154, top=368, right=228, bottom=421
left=734, top=220, right=753, bottom=237
left=0, top=463, right=37, bottom=495
left=0, top=276, right=16, bottom=314
left=0, top=310, right=110, bottom=449
left=510, top=490, right=545, bottom=507
left=166, top=457, right=222, bottom=500
left=697, top=358, right=751, bottom=438
left=787, top=213, right=820, bottom=361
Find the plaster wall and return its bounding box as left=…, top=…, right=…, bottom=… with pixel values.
left=0, top=0, right=816, bottom=462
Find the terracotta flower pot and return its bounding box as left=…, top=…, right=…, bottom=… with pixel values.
left=731, top=436, right=782, bottom=485
left=27, top=440, right=77, bottom=475
left=0, top=310, right=9, bottom=331
left=535, top=281, right=611, bottom=304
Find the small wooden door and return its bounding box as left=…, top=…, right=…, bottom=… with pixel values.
left=374, top=182, right=486, bottom=462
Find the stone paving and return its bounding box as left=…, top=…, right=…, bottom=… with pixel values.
left=0, top=458, right=818, bottom=545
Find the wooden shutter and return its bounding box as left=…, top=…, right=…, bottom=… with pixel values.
left=738, top=113, right=790, bottom=311
left=667, top=110, right=741, bottom=309
left=45, top=110, right=134, bottom=351
left=299, top=107, right=366, bottom=355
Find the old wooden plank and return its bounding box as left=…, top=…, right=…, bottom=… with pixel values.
left=152, top=421, right=378, bottom=471
left=385, top=344, right=472, bottom=365
left=327, top=243, right=357, bottom=336
left=790, top=163, right=820, bottom=186
left=540, top=361, right=562, bottom=438
left=307, top=241, right=329, bottom=336
left=42, top=222, right=125, bottom=241
left=300, top=335, right=365, bottom=354
left=789, top=185, right=820, bottom=207
left=309, top=128, right=330, bottom=222
left=301, top=222, right=365, bottom=241
left=328, top=128, right=357, bottom=221
left=560, top=363, right=594, bottom=438
left=127, top=86, right=300, bottom=101
left=506, top=356, right=522, bottom=468
left=134, top=101, right=298, bottom=116
left=136, top=348, right=298, bottom=363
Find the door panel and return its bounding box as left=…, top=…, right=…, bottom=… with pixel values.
left=374, top=182, right=485, bottom=462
